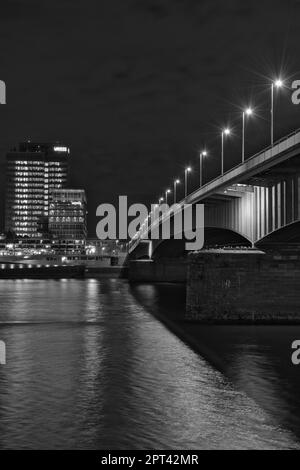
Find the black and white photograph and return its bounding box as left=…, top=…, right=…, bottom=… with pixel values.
left=1, top=0, right=300, bottom=456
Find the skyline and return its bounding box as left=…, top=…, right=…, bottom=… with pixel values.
left=1, top=0, right=300, bottom=237
left=2, top=74, right=300, bottom=240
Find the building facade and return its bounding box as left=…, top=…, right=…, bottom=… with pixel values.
left=5, top=142, right=69, bottom=237
left=49, top=189, right=87, bottom=242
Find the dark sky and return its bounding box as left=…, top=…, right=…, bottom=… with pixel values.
left=1, top=0, right=300, bottom=235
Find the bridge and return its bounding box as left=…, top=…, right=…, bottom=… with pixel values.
left=129, top=128, right=300, bottom=260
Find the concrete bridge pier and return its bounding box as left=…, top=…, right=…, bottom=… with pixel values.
left=128, top=258, right=187, bottom=283
left=186, top=248, right=300, bottom=323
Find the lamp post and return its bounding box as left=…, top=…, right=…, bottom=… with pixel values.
left=242, top=108, right=253, bottom=163
left=271, top=79, right=283, bottom=146
left=165, top=189, right=171, bottom=205
left=184, top=167, right=192, bottom=198
left=199, top=151, right=207, bottom=187
left=221, top=128, right=231, bottom=175
left=173, top=179, right=180, bottom=204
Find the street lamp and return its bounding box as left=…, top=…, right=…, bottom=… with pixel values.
left=242, top=108, right=253, bottom=163
left=199, top=150, right=207, bottom=187
left=221, top=128, right=231, bottom=175
left=173, top=179, right=180, bottom=203
left=184, top=167, right=192, bottom=198
left=165, top=189, right=171, bottom=205
left=271, top=79, right=283, bottom=146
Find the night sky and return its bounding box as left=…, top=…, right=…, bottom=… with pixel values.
left=1, top=0, right=300, bottom=236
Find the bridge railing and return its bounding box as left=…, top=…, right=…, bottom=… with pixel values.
left=186, top=127, right=300, bottom=204
left=129, top=127, right=300, bottom=252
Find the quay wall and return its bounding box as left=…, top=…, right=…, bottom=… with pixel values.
left=128, top=259, right=187, bottom=283
left=186, top=250, right=300, bottom=323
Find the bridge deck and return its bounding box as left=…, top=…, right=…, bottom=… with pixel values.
left=186, top=128, right=300, bottom=205
left=129, top=128, right=300, bottom=252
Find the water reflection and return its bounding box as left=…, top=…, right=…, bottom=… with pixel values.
left=0, top=279, right=299, bottom=449
left=130, top=283, right=300, bottom=443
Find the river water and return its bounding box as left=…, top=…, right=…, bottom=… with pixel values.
left=0, top=278, right=299, bottom=449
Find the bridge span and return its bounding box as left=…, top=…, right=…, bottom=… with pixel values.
left=129, top=128, right=300, bottom=258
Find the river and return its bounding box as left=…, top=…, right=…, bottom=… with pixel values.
left=0, top=278, right=299, bottom=449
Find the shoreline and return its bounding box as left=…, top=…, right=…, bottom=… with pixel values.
left=0, top=265, right=127, bottom=279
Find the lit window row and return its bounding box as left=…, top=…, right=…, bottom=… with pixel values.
left=13, top=161, right=65, bottom=166
left=49, top=217, right=84, bottom=222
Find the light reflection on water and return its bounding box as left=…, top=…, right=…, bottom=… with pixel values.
left=0, top=279, right=299, bottom=449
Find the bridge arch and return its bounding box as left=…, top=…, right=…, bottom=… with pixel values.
left=256, top=220, right=300, bottom=249
left=128, top=240, right=152, bottom=260
left=151, top=226, right=252, bottom=260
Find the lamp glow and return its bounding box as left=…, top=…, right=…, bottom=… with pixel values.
left=271, top=79, right=284, bottom=145
left=165, top=189, right=171, bottom=205
left=242, top=108, right=254, bottom=162
left=174, top=179, right=180, bottom=203
left=221, top=128, right=231, bottom=175
left=199, top=151, right=208, bottom=188
left=184, top=168, right=192, bottom=197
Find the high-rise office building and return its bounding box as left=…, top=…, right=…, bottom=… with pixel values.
left=49, top=189, right=87, bottom=241
left=5, top=142, right=69, bottom=237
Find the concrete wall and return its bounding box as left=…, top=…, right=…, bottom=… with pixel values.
left=129, top=259, right=187, bottom=283
left=186, top=249, right=300, bottom=323
left=84, top=266, right=127, bottom=278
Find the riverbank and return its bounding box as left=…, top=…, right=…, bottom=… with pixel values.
left=0, top=264, right=127, bottom=279
left=0, top=264, right=85, bottom=278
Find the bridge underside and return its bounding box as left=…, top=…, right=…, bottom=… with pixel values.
left=256, top=220, right=300, bottom=248
left=129, top=134, right=300, bottom=258
left=240, top=152, right=300, bottom=187
left=151, top=227, right=251, bottom=259
left=129, top=221, right=300, bottom=259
